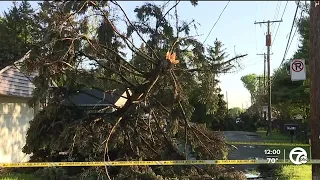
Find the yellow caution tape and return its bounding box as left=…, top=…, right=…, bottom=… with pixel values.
left=0, top=160, right=257, bottom=167
left=227, top=141, right=310, bottom=147
left=216, top=160, right=257, bottom=164
left=1, top=159, right=320, bottom=167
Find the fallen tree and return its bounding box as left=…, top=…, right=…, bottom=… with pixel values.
left=22, top=1, right=247, bottom=179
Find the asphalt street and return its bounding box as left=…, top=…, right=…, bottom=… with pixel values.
left=223, top=131, right=266, bottom=172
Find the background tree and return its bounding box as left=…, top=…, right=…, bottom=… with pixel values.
left=228, top=107, right=243, bottom=119
left=0, top=0, right=36, bottom=69
left=271, top=10, right=310, bottom=122
left=240, top=73, right=258, bottom=104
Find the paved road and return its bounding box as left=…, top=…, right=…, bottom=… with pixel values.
left=223, top=131, right=266, bottom=172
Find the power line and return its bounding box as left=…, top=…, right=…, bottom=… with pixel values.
left=264, top=1, right=269, bottom=21
left=245, top=56, right=262, bottom=63
left=255, top=2, right=258, bottom=52
left=272, top=1, right=288, bottom=47
left=272, top=1, right=282, bottom=33
left=256, top=2, right=271, bottom=54
left=280, top=2, right=300, bottom=65
left=288, top=10, right=303, bottom=52
left=273, top=1, right=281, bottom=19
left=203, top=1, right=230, bottom=44
left=270, top=1, right=300, bottom=85
left=245, top=60, right=262, bottom=68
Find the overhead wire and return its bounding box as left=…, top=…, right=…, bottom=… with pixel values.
left=255, top=1, right=258, bottom=52
left=270, top=1, right=300, bottom=85
left=271, top=1, right=282, bottom=33
left=288, top=10, right=304, bottom=52
left=202, top=1, right=230, bottom=44
left=274, top=1, right=282, bottom=19
left=257, top=1, right=271, bottom=54
left=264, top=1, right=269, bottom=21
left=256, top=2, right=282, bottom=67
left=259, top=2, right=287, bottom=55
left=271, top=1, right=289, bottom=47
left=246, top=59, right=263, bottom=67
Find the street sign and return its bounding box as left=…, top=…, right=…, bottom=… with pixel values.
left=290, top=59, right=306, bottom=81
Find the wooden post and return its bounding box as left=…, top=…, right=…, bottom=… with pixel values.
left=310, top=1, right=320, bottom=179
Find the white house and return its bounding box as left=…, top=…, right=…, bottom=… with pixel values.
left=0, top=51, right=38, bottom=163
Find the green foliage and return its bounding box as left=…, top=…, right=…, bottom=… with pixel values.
left=113, top=166, right=163, bottom=180
left=75, top=168, right=109, bottom=180
left=23, top=104, right=83, bottom=160
left=236, top=113, right=259, bottom=132
left=240, top=73, right=260, bottom=104
left=228, top=107, right=243, bottom=119
left=276, top=165, right=311, bottom=180
left=0, top=1, right=36, bottom=69
left=34, top=168, right=69, bottom=180
left=189, top=85, right=231, bottom=130
left=0, top=173, right=38, bottom=180
left=271, top=11, right=310, bottom=121
left=198, top=40, right=236, bottom=114
left=256, top=164, right=281, bottom=178
left=20, top=1, right=246, bottom=179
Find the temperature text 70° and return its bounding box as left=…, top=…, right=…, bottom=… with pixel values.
left=267, top=157, right=278, bottom=164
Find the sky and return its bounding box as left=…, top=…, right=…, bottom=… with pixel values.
left=0, top=1, right=302, bottom=109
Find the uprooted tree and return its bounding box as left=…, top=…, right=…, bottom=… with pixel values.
left=21, top=1, right=247, bottom=179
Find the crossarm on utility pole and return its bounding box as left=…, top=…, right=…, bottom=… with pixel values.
left=254, top=20, right=283, bottom=25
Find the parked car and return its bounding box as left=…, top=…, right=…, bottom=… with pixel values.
left=236, top=117, right=243, bottom=124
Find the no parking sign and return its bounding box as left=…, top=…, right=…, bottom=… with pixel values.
left=290, top=59, right=306, bottom=81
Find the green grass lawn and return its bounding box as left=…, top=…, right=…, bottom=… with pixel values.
left=0, top=173, right=38, bottom=180
left=256, top=130, right=294, bottom=143
left=277, top=165, right=311, bottom=180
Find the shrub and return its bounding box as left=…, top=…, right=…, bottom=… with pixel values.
left=34, top=167, right=70, bottom=180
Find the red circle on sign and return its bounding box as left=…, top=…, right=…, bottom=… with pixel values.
left=292, top=60, right=304, bottom=72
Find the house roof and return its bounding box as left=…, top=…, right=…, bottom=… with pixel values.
left=62, top=88, right=130, bottom=108
left=0, top=51, right=36, bottom=98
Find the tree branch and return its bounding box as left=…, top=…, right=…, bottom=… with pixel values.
left=110, top=0, right=161, bottom=61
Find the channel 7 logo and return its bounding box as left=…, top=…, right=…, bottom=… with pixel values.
left=289, top=147, right=308, bottom=165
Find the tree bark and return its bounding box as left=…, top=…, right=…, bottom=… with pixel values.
left=309, top=1, right=320, bottom=179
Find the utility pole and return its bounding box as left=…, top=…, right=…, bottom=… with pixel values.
left=257, top=53, right=266, bottom=93
left=309, top=1, right=320, bottom=178
left=257, top=53, right=272, bottom=94
left=226, top=91, right=229, bottom=111
left=255, top=20, right=282, bottom=136
left=257, top=76, right=261, bottom=94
